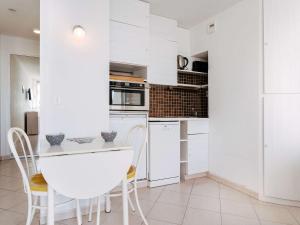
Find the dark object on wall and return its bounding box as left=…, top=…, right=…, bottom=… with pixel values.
left=192, top=61, right=208, bottom=73
left=25, top=111, right=39, bottom=135
left=177, top=55, right=189, bottom=70
left=27, top=88, right=32, bottom=100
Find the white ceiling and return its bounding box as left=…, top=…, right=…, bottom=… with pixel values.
left=147, top=0, right=242, bottom=28
left=0, top=0, right=242, bottom=40
left=0, top=0, right=39, bottom=40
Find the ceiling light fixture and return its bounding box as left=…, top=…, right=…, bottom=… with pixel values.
left=73, top=25, right=86, bottom=39
left=33, top=29, right=40, bottom=34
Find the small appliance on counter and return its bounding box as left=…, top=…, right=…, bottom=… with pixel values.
left=192, top=61, right=208, bottom=73
left=177, top=55, right=189, bottom=70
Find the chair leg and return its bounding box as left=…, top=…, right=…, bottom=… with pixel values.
left=88, top=198, right=93, bottom=222
left=134, top=180, right=148, bottom=225
left=128, top=194, right=136, bottom=212
left=76, top=200, right=82, bottom=225
left=105, top=193, right=111, bottom=213
left=96, top=197, right=101, bottom=225
left=30, top=196, right=38, bottom=224
left=26, top=197, right=33, bottom=225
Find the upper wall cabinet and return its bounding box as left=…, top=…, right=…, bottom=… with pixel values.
left=264, top=0, right=300, bottom=93
left=148, top=15, right=178, bottom=85
left=110, top=21, right=149, bottom=66
left=150, top=15, right=177, bottom=42
left=110, top=0, right=149, bottom=28
left=148, top=37, right=177, bottom=85
left=110, top=0, right=149, bottom=66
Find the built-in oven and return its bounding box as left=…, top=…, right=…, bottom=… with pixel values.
left=109, top=81, right=149, bottom=111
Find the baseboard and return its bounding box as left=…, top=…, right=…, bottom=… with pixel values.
left=0, top=155, right=11, bottom=160
left=184, top=172, right=208, bottom=180
left=208, top=172, right=259, bottom=199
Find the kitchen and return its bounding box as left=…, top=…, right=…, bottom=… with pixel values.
left=1, top=0, right=300, bottom=225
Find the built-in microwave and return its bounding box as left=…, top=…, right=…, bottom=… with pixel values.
left=109, top=81, right=149, bottom=111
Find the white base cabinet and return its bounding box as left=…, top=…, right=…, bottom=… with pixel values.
left=187, top=134, right=208, bottom=175
left=148, top=122, right=180, bottom=187
left=181, top=119, right=209, bottom=177
left=110, top=113, right=148, bottom=180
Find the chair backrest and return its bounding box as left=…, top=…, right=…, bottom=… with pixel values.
left=7, top=127, right=37, bottom=193
left=126, top=124, right=147, bottom=168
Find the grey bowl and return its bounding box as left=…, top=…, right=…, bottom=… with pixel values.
left=101, top=131, right=117, bottom=142
left=46, top=133, right=65, bottom=146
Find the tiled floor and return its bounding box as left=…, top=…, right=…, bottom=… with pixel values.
left=1, top=159, right=300, bottom=225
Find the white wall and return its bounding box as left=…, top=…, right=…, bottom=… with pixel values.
left=40, top=0, right=110, bottom=138
left=0, top=35, right=39, bottom=157
left=190, top=0, right=262, bottom=192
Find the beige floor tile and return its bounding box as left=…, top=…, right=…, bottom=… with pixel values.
left=164, top=181, right=194, bottom=194
left=188, top=195, right=220, bottom=212
left=254, top=204, right=298, bottom=225
left=61, top=212, right=108, bottom=225
left=0, top=210, right=26, bottom=225
left=288, top=206, right=300, bottom=224
left=191, top=181, right=220, bottom=198
left=147, top=218, right=179, bottom=225
left=148, top=202, right=186, bottom=224
left=182, top=208, right=221, bottom=225
left=221, top=199, right=257, bottom=219
left=137, top=187, right=163, bottom=202
left=0, top=188, right=14, bottom=198
left=220, top=185, right=251, bottom=203
left=8, top=200, right=29, bottom=214
left=194, top=177, right=218, bottom=185
left=222, top=214, right=260, bottom=225
left=109, top=194, right=155, bottom=216
left=102, top=211, right=142, bottom=225
left=157, top=190, right=190, bottom=206
left=0, top=175, right=23, bottom=191
left=260, top=222, right=291, bottom=225
left=0, top=191, right=27, bottom=210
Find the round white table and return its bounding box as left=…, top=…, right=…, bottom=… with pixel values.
left=38, top=138, right=133, bottom=225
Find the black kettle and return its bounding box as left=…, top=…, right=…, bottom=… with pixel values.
left=177, top=55, right=189, bottom=70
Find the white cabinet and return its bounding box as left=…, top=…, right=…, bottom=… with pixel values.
left=149, top=122, right=180, bottom=187
left=150, top=15, right=177, bottom=41
left=148, top=15, right=177, bottom=86
left=110, top=0, right=149, bottom=28
left=264, top=95, right=300, bottom=201
left=148, top=37, right=177, bottom=85
left=110, top=21, right=149, bottom=66
left=264, top=0, right=300, bottom=93
left=181, top=120, right=209, bottom=176
left=188, top=134, right=208, bottom=175
left=187, top=119, right=209, bottom=134
left=110, top=113, right=148, bottom=180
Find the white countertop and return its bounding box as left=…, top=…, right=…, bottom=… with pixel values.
left=38, top=138, right=131, bottom=157
left=149, top=117, right=209, bottom=122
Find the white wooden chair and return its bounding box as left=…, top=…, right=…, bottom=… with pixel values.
left=7, top=127, right=82, bottom=225
left=88, top=124, right=149, bottom=225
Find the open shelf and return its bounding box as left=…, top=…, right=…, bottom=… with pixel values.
left=177, top=69, right=208, bottom=76
left=177, top=83, right=208, bottom=89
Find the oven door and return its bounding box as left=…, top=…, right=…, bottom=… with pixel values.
left=110, top=88, right=149, bottom=111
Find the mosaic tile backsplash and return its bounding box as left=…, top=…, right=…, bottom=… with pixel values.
left=149, top=85, right=208, bottom=118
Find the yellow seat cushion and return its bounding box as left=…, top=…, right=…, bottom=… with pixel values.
left=127, top=165, right=136, bottom=180
left=30, top=173, right=48, bottom=192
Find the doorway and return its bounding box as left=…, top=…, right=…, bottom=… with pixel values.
left=10, top=55, right=40, bottom=155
